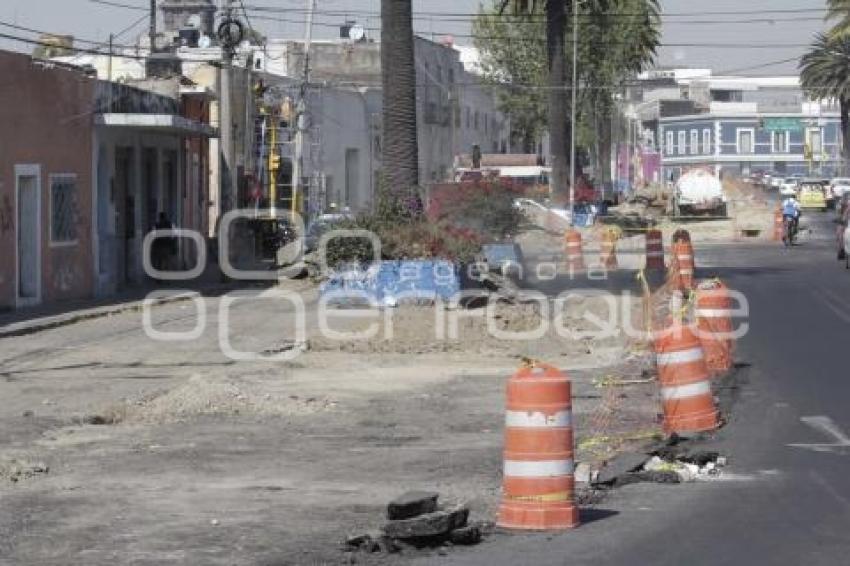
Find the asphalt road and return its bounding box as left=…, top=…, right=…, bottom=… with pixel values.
left=421, top=209, right=850, bottom=566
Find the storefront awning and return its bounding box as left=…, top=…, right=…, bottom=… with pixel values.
left=95, top=113, right=217, bottom=137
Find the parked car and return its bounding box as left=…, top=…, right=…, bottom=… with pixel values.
left=779, top=177, right=800, bottom=197
left=799, top=182, right=828, bottom=211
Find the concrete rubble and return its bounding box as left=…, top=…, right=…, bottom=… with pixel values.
left=588, top=444, right=728, bottom=488
left=343, top=491, right=487, bottom=558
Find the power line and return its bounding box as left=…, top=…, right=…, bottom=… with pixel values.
left=242, top=5, right=830, bottom=20
left=243, top=14, right=818, bottom=48
left=0, top=29, right=221, bottom=64
left=0, top=20, right=119, bottom=46
left=88, top=0, right=148, bottom=11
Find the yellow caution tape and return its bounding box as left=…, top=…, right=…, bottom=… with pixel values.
left=506, top=491, right=574, bottom=503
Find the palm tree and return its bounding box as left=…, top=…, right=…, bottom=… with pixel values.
left=800, top=33, right=850, bottom=174
left=381, top=0, right=420, bottom=210
left=500, top=0, right=571, bottom=204
left=827, top=0, right=850, bottom=35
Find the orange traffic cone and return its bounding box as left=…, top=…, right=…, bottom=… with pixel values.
left=497, top=363, right=579, bottom=530
left=695, top=279, right=734, bottom=376
left=654, top=324, right=720, bottom=435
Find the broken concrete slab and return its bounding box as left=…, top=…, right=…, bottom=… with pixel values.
left=387, top=490, right=439, bottom=520
left=594, top=452, right=649, bottom=485
left=449, top=525, right=482, bottom=546
left=383, top=505, right=469, bottom=539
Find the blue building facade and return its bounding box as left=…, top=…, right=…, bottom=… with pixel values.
left=659, top=113, right=842, bottom=182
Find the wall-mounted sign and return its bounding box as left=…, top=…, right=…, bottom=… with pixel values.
left=762, top=118, right=803, bottom=132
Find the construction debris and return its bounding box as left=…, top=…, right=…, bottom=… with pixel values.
left=387, top=490, right=440, bottom=520
left=0, top=458, right=49, bottom=483
left=344, top=492, right=485, bottom=557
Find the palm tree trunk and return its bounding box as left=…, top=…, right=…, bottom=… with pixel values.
left=381, top=0, right=420, bottom=207
left=842, top=96, right=850, bottom=176
left=546, top=0, right=570, bottom=204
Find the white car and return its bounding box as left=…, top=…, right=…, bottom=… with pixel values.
left=779, top=177, right=799, bottom=197
left=770, top=176, right=784, bottom=189
left=830, top=178, right=850, bottom=199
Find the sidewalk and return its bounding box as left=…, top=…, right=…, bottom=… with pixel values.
left=0, top=266, right=235, bottom=339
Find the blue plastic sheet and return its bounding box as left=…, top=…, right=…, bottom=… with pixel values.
left=320, top=260, right=461, bottom=306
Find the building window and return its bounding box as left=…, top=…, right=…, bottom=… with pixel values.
left=702, top=129, right=711, bottom=154
left=666, top=131, right=674, bottom=155
left=771, top=131, right=790, bottom=153
left=737, top=128, right=754, bottom=154
left=484, top=113, right=489, bottom=134
left=465, top=107, right=470, bottom=129
left=677, top=131, right=686, bottom=155
left=690, top=130, right=699, bottom=155
left=50, top=174, right=78, bottom=244
left=474, top=110, right=479, bottom=130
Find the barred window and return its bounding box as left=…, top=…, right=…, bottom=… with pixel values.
left=50, top=174, right=78, bottom=244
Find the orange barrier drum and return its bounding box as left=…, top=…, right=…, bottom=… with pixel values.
left=695, top=279, right=735, bottom=376
left=654, top=324, right=720, bottom=434
left=564, top=230, right=585, bottom=272
left=645, top=229, right=665, bottom=270
left=497, top=363, right=579, bottom=530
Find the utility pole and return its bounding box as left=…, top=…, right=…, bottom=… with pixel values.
left=293, top=0, right=316, bottom=218
left=107, top=33, right=114, bottom=110
left=569, top=0, right=578, bottom=225
left=149, top=0, right=157, bottom=53
left=220, top=0, right=237, bottom=215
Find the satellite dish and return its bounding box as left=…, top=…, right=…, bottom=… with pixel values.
left=198, top=35, right=212, bottom=49
left=187, top=14, right=202, bottom=29
left=348, top=24, right=365, bottom=42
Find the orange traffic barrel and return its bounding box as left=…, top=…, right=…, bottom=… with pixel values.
left=671, top=240, right=695, bottom=291
left=564, top=230, right=585, bottom=272
left=600, top=229, right=618, bottom=270
left=773, top=208, right=784, bottom=241
left=645, top=229, right=665, bottom=270
left=498, top=363, right=579, bottom=530
left=654, top=324, right=720, bottom=434
left=695, top=279, right=734, bottom=376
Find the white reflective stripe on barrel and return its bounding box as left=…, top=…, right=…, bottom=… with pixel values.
left=657, top=347, right=704, bottom=365
left=679, top=269, right=694, bottom=275
left=567, top=242, right=582, bottom=248
left=661, top=380, right=711, bottom=400
left=647, top=251, right=664, bottom=257
left=696, top=309, right=730, bottom=318
left=504, top=459, right=575, bottom=478
left=506, top=410, right=571, bottom=428
left=647, top=239, right=662, bottom=245
left=677, top=255, right=693, bottom=262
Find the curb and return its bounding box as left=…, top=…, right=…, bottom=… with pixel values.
left=0, top=287, right=230, bottom=340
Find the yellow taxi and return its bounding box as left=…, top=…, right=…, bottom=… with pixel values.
left=798, top=182, right=828, bottom=211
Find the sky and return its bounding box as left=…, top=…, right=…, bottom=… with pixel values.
left=0, top=0, right=832, bottom=75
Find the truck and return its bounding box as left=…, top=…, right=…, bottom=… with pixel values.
left=673, top=169, right=728, bottom=217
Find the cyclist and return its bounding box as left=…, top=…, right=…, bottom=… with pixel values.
left=782, top=195, right=801, bottom=243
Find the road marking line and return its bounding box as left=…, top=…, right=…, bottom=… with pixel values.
left=787, top=415, right=850, bottom=454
